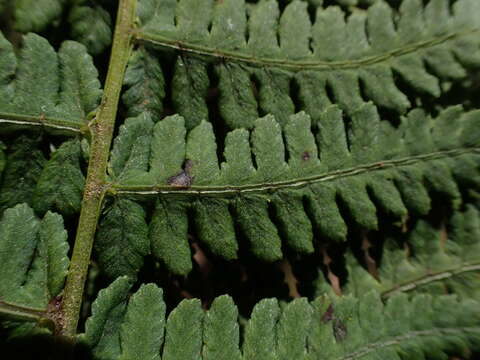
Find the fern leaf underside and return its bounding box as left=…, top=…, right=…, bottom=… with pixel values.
left=81, top=276, right=480, bottom=360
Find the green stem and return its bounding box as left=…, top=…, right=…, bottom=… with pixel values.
left=108, top=148, right=479, bottom=197
left=60, top=0, right=136, bottom=338
left=0, top=300, right=47, bottom=323
left=135, top=28, right=479, bottom=70
left=0, top=112, right=86, bottom=135
left=381, top=262, right=480, bottom=298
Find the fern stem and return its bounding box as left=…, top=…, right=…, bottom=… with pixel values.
left=108, top=148, right=480, bottom=196
left=135, top=28, right=479, bottom=70
left=0, top=113, right=86, bottom=135
left=0, top=300, right=49, bottom=324
left=381, top=262, right=480, bottom=298
left=60, top=0, right=136, bottom=338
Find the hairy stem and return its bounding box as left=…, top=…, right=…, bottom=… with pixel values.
left=60, top=0, right=136, bottom=338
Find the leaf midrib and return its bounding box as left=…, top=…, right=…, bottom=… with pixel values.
left=0, top=112, right=86, bottom=135
left=338, top=326, right=480, bottom=360
left=109, top=147, right=479, bottom=197
left=0, top=299, right=47, bottom=321
left=381, top=262, right=480, bottom=298
left=135, top=28, right=479, bottom=71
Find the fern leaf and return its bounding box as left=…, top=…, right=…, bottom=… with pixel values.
left=81, top=281, right=480, bottom=360
left=276, top=298, right=313, bottom=360
left=0, top=204, right=69, bottom=312
left=149, top=114, right=186, bottom=184
left=171, top=57, right=210, bottom=129
left=242, top=298, right=280, bottom=360
left=12, top=0, right=112, bottom=55
left=33, top=139, right=85, bottom=216
left=122, top=47, right=165, bottom=119
left=0, top=137, right=46, bottom=213
left=119, top=284, right=165, bottom=360
left=234, top=196, right=283, bottom=262
left=162, top=298, right=204, bottom=360
left=94, top=199, right=150, bottom=279
left=108, top=103, right=479, bottom=274
left=193, top=198, right=238, bottom=261
left=68, top=5, right=112, bottom=55
left=186, top=120, right=220, bottom=184
left=202, top=295, right=241, bottom=360
left=81, top=277, right=133, bottom=360
left=13, top=0, right=66, bottom=33
left=39, top=211, right=69, bottom=298
left=150, top=199, right=192, bottom=276
left=345, top=206, right=480, bottom=299
left=0, top=32, right=101, bottom=133
left=109, top=113, right=154, bottom=183
left=128, top=0, right=480, bottom=128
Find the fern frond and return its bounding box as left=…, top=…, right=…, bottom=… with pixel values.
left=345, top=205, right=480, bottom=299
left=125, top=0, right=480, bottom=129
left=0, top=204, right=69, bottom=322
left=68, top=4, right=112, bottom=55
left=0, top=32, right=101, bottom=134
left=203, top=295, right=242, bottom=360
left=118, top=284, right=165, bottom=360
left=80, top=277, right=133, bottom=360
left=0, top=137, right=46, bottom=213
left=13, top=0, right=66, bottom=33
left=12, top=0, right=112, bottom=55
left=81, top=277, right=480, bottom=360
left=33, top=139, right=85, bottom=216
left=104, top=103, right=479, bottom=276
left=242, top=298, right=281, bottom=360
left=122, top=47, right=165, bottom=119
left=94, top=198, right=150, bottom=279
left=0, top=137, right=86, bottom=217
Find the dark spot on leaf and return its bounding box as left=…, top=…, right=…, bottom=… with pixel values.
left=333, top=318, right=347, bottom=342
left=167, top=160, right=193, bottom=187
left=302, top=151, right=310, bottom=161
left=321, top=304, right=334, bottom=323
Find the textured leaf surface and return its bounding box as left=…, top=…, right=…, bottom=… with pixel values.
left=95, top=199, right=150, bottom=279
left=346, top=206, right=480, bottom=300
left=0, top=204, right=69, bottom=310
left=0, top=33, right=101, bottom=132
left=33, top=139, right=85, bottom=216
left=276, top=298, right=313, bottom=360
left=243, top=298, right=280, bottom=360
left=109, top=113, right=154, bottom=183
left=2, top=2, right=479, bottom=359
left=119, top=284, right=165, bottom=360
left=69, top=5, right=112, bottom=55
left=129, top=0, right=480, bottom=129
left=0, top=137, right=46, bottom=213
left=110, top=104, right=480, bottom=274
left=202, top=296, right=241, bottom=360
left=81, top=277, right=133, bottom=360
left=39, top=212, right=69, bottom=298
left=13, top=0, right=65, bottom=32
left=150, top=199, right=192, bottom=276
left=82, top=281, right=480, bottom=360
left=122, top=47, right=165, bottom=119
left=12, top=0, right=111, bottom=55
left=163, top=299, right=204, bottom=360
